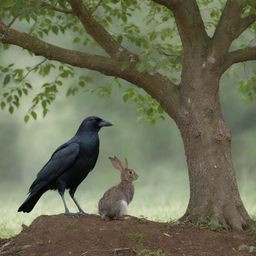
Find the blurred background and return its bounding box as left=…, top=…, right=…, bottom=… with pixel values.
left=0, top=35, right=256, bottom=239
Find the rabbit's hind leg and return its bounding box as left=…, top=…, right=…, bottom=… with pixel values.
left=119, top=200, right=128, bottom=217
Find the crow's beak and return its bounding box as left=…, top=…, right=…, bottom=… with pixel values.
left=99, top=119, right=113, bottom=127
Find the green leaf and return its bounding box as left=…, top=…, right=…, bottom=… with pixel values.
left=7, top=95, right=12, bottom=103
left=17, top=89, right=22, bottom=97
left=9, top=106, right=14, bottom=114
left=3, top=74, right=11, bottom=86
left=22, top=88, right=28, bottom=95
left=249, top=246, right=255, bottom=253
left=0, top=102, right=6, bottom=110
left=123, top=94, right=130, bottom=102
left=136, top=62, right=147, bottom=72
left=117, top=35, right=123, bottom=43
left=79, top=81, right=85, bottom=87
left=73, top=37, right=81, bottom=43
left=3, top=44, right=10, bottom=50
left=31, top=111, right=37, bottom=120
left=25, top=82, right=32, bottom=89
left=43, top=108, right=48, bottom=117
left=24, top=115, right=30, bottom=123
left=51, top=25, right=59, bottom=35
left=41, top=100, right=47, bottom=109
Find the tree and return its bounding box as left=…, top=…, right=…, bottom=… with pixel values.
left=0, top=0, right=256, bottom=230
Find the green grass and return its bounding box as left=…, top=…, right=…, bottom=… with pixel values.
left=127, top=231, right=167, bottom=256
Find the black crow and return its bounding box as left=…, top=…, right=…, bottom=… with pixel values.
left=18, top=116, right=113, bottom=215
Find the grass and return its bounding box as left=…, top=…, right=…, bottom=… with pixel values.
left=0, top=167, right=255, bottom=239
left=127, top=232, right=167, bottom=256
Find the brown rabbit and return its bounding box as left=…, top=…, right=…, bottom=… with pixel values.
left=98, top=156, right=138, bottom=220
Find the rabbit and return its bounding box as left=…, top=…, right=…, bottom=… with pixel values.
left=98, top=156, right=139, bottom=220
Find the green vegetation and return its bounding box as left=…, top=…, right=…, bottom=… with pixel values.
left=249, top=246, right=256, bottom=253
left=194, top=219, right=222, bottom=232
left=134, top=248, right=166, bottom=256
left=127, top=232, right=167, bottom=256
left=127, top=232, right=146, bottom=244
left=0, top=0, right=255, bottom=121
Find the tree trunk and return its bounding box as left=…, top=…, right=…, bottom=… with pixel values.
left=171, top=70, right=253, bottom=231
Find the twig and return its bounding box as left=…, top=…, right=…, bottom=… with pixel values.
left=113, top=247, right=133, bottom=255
left=80, top=247, right=133, bottom=256
left=28, top=20, right=38, bottom=35
left=0, top=240, right=13, bottom=253
left=23, top=59, right=47, bottom=80
left=90, top=0, right=103, bottom=14
left=7, top=14, right=20, bottom=28
left=41, top=2, right=73, bottom=14
left=0, top=15, right=20, bottom=40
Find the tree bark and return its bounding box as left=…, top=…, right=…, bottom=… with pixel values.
left=170, top=70, right=253, bottom=231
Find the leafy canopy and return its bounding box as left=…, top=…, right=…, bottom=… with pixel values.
left=0, top=0, right=255, bottom=123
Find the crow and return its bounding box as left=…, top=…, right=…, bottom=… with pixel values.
left=18, top=116, right=113, bottom=215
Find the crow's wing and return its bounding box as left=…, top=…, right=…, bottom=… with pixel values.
left=29, top=142, right=80, bottom=193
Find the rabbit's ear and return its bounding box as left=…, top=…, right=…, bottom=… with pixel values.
left=124, top=158, right=128, bottom=168
left=109, top=156, right=123, bottom=171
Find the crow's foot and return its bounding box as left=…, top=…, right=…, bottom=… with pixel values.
left=78, top=212, right=99, bottom=217
left=77, top=211, right=87, bottom=215
left=65, top=212, right=80, bottom=216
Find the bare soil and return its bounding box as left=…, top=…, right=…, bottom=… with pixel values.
left=0, top=214, right=255, bottom=256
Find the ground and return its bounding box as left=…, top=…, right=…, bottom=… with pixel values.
left=0, top=214, right=255, bottom=256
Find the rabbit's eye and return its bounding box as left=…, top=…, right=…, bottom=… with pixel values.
left=129, top=171, right=132, bottom=174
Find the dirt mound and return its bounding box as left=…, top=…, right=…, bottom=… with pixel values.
left=1, top=214, right=255, bottom=256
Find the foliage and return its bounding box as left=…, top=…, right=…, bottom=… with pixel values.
left=238, top=70, right=256, bottom=102
left=127, top=232, right=167, bottom=256
left=249, top=246, right=256, bottom=253
left=0, top=0, right=255, bottom=122
left=0, top=63, right=33, bottom=115
left=0, top=59, right=92, bottom=121
left=134, top=248, right=167, bottom=256
left=195, top=218, right=222, bottom=231
left=122, top=88, right=165, bottom=124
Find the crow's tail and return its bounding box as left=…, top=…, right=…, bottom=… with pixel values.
left=18, top=190, right=45, bottom=213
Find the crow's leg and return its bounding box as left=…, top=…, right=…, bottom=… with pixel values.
left=58, top=186, right=73, bottom=215
left=58, top=190, right=70, bottom=215
left=69, top=188, right=86, bottom=215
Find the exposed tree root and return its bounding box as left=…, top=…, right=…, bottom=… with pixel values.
left=180, top=203, right=255, bottom=231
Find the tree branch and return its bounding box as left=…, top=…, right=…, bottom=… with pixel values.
left=67, top=0, right=133, bottom=60
left=41, top=2, right=73, bottom=14
left=0, top=21, right=123, bottom=76
left=236, top=14, right=256, bottom=36
left=23, top=59, right=48, bottom=80
left=213, top=0, right=256, bottom=57
left=7, top=14, right=20, bottom=28
left=0, top=21, right=180, bottom=118
left=224, top=47, right=256, bottom=69
left=151, top=0, right=177, bottom=8
left=152, top=0, right=209, bottom=54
